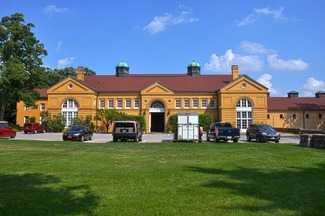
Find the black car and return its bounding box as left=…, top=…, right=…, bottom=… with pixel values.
left=246, top=124, right=280, bottom=143
left=63, top=125, right=93, bottom=142
left=112, top=121, right=142, bottom=142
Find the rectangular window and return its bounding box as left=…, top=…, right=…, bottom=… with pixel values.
left=39, top=103, right=46, bottom=111
left=99, top=99, right=105, bottom=109
left=192, top=98, right=199, bottom=108
left=108, top=99, right=114, bottom=109
left=201, top=99, right=207, bottom=108
left=184, top=99, right=190, bottom=108
left=176, top=99, right=181, bottom=109
left=209, top=99, right=216, bottom=108
left=134, top=98, right=140, bottom=109
left=117, top=98, right=123, bottom=109
left=125, top=98, right=131, bottom=109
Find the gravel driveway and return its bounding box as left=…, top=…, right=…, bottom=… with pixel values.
left=14, top=132, right=300, bottom=144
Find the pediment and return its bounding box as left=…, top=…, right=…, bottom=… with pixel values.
left=220, top=75, right=268, bottom=93
left=141, top=82, right=174, bottom=95
left=47, top=77, right=95, bottom=94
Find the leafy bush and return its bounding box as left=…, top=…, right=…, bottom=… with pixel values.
left=46, top=115, right=65, bottom=132
left=199, top=113, right=213, bottom=131
left=126, top=115, right=146, bottom=131
left=96, top=109, right=146, bottom=133
left=167, top=114, right=177, bottom=133
left=73, top=115, right=95, bottom=132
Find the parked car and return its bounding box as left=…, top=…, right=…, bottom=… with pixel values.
left=0, top=121, right=16, bottom=138
left=207, top=122, right=240, bottom=142
left=63, top=125, right=93, bottom=142
left=23, top=122, right=46, bottom=134
left=246, top=124, right=280, bottom=143
left=112, top=121, right=142, bottom=142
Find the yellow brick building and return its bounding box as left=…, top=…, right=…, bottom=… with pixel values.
left=16, top=62, right=325, bottom=132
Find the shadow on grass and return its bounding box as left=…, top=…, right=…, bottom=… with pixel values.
left=188, top=164, right=325, bottom=215
left=0, top=173, right=99, bottom=216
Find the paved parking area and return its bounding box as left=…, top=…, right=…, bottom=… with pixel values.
left=14, top=132, right=300, bottom=144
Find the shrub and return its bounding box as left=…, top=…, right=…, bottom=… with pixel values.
left=167, top=114, right=177, bottom=133
left=73, top=115, right=95, bottom=132
left=126, top=115, right=146, bottom=131
left=46, top=115, right=65, bottom=132
left=199, top=113, right=213, bottom=131
left=96, top=109, right=146, bottom=133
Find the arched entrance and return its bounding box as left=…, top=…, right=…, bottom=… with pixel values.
left=236, top=98, right=253, bottom=132
left=149, top=101, right=165, bottom=132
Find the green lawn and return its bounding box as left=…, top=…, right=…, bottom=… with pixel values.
left=0, top=140, right=325, bottom=216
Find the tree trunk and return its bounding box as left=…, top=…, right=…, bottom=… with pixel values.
left=0, top=103, right=6, bottom=121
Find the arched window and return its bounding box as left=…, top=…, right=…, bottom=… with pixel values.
left=61, top=99, right=79, bottom=126
left=151, top=101, right=164, bottom=109
left=236, top=98, right=253, bottom=131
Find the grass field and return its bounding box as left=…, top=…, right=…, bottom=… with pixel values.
left=0, top=139, right=325, bottom=216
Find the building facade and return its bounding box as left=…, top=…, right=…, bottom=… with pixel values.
left=16, top=62, right=325, bottom=132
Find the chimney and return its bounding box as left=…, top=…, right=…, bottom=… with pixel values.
left=288, top=91, right=299, bottom=98
left=315, top=91, right=325, bottom=98
left=187, top=60, right=201, bottom=76
left=231, top=65, right=239, bottom=80
left=116, top=62, right=129, bottom=77
left=76, top=67, right=86, bottom=81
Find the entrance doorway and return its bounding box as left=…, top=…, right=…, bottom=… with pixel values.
left=149, top=101, right=165, bottom=132
left=151, top=113, right=165, bottom=132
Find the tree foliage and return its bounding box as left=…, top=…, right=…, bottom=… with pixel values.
left=96, top=109, right=146, bottom=133
left=0, top=13, right=46, bottom=121
left=199, top=113, right=213, bottom=131
left=0, top=13, right=97, bottom=123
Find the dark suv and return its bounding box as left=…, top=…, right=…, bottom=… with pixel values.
left=246, top=124, right=280, bottom=143
left=112, top=121, right=142, bottom=142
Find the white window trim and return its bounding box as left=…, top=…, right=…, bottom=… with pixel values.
left=99, top=99, right=106, bottom=109
left=175, top=99, right=181, bottom=109
left=192, top=98, right=199, bottom=109
left=108, top=99, right=114, bottom=109
left=125, top=99, right=131, bottom=109
left=134, top=99, right=140, bottom=109
left=116, top=99, right=123, bottom=109
left=201, top=99, right=207, bottom=109
left=184, top=99, right=190, bottom=109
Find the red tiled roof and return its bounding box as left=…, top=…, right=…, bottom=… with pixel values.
left=82, top=74, right=233, bottom=93
left=33, top=88, right=48, bottom=98
left=268, top=97, right=325, bottom=111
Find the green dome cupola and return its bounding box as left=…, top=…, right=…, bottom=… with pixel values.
left=116, top=61, right=129, bottom=77
left=187, top=60, right=201, bottom=76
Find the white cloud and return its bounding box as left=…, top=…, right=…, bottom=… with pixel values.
left=257, top=73, right=277, bottom=95
left=240, top=41, right=272, bottom=54
left=205, top=41, right=308, bottom=75
left=238, top=7, right=286, bottom=27
left=55, top=41, right=63, bottom=52
left=303, top=77, right=325, bottom=96
left=144, top=9, right=198, bottom=34
left=43, top=5, right=68, bottom=15
left=57, top=57, right=75, bottom=68
left=267, top=54, right=309, bottom=71
left=204, top=49, right=263, bottom=72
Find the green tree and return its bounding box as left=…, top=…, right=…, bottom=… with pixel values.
left=42, top=66, right=96, bottom=87
left=199, top=113, right=213, bottom=131
left=96, top=109, right=121, bottom=133
left=0, top=13, right=47, bottom=121
left=167, top=114, right=178, bottom=133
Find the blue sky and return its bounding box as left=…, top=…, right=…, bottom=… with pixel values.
left=1, top=0, right=325, bottom=96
